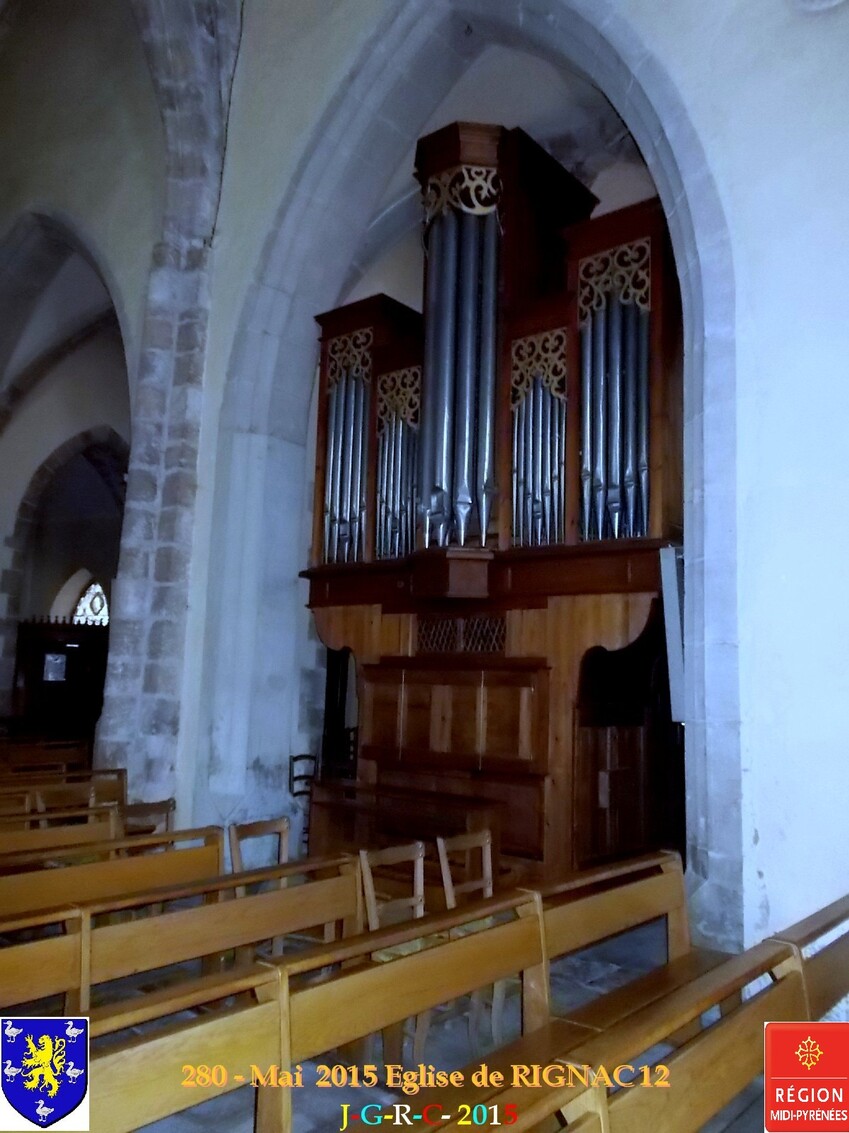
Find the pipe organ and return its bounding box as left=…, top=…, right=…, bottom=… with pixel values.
left=304, top=123, right=683, bottom=876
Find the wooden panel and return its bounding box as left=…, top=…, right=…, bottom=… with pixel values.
left=544, top=870, right=685, bottom=960
left=90, top=995, right=284, bottom=1133
left=1, top=925, right=83, bottom=1004
left=606, top=975, right=806, bottom=1133
left=484, top=683, right=523, bottom=757
left=450, top=684, right=479, bottom=755
left=403, top=683, right=431, bottom=751
left=0, top=843, right=221, bottom=918
left=89, top=873, right=358, bottom=985
left=289, top=912, right=543, bottom=1061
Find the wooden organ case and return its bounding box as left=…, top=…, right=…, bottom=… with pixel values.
left=302, top=123, right=683, bottom=876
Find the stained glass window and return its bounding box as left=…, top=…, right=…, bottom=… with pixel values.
left=73, top=581, right=109, bottom=626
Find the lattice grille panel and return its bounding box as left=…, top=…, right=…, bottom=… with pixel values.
left=417, top=615, right=506, bottom=655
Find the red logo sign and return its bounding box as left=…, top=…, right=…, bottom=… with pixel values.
left=765, top=1022, right=849, bottom=1131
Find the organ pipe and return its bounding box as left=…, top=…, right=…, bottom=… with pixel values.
left=418, top=161, right=501, bottom=548
left=577, top=237, right=653, bottom=541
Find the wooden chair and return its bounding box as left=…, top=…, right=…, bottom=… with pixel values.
left=289, top=753, right=317, bottom=850
left=229, top=816, right=291, bottom=955
left=359, top=840, right=429, bottom=1063
left=122, top=797, right=176, bottom=835
left=437, top=828, right=507, bottom=1046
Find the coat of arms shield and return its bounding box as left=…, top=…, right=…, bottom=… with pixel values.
left=2, top=1017, right=88, bottom=1130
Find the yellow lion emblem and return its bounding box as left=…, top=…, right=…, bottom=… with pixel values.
left=21, top=1034, right=65, bottom=1098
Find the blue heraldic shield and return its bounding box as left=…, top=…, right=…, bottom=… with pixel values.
left=3, top=1017, right=88, bottom=1127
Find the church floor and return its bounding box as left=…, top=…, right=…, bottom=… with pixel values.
left=141, top=921, right=766, bottom=1133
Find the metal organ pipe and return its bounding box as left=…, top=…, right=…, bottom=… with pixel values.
left=637, top=309, right=650, bottom=536
left=453, top=212, right=480, bottom=547
left=606, top=295, right=623, bottom=539
left=350, top=377, right=365, bottom=559
left=418, top=169, right=500, bottom=550
left=622, top=301, right=638, bottom=539
left=476, top=210, right=499, bottom=546
left=324, top=380, right=339, bottom=562
left=580, top=326, right=592, bottom=540
left=419, top=216, right=443, bottom=549
left=432, top=209, right=459, bottom=547
left=591, top=304, right=608, bottom=540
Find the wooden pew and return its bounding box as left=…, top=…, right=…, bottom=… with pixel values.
left=538, top=851, right=733, bottom=1030
left=0, top=826, right=224, bottom=916
left=84, top=854, right=361, bottom=1027
left=274, top=892, right=557, bottom=1067
left=0, top=769, right=127, bottom=810
left=0, top=739, right=90, bottom=772
left=438, top=939, right=802, bottom=1132
left=89, top=966, right=289, bottom=1133
left=0, top=907, right=89, bottom=1013
left=424, top=883, right=849, bottom=1132
left=769, top=890, right=849, bottom=1018
left=0, top=804, right=122, bottom=853
left=0, top=854, right=359, bottom=1021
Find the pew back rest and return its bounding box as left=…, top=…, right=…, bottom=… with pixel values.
left=0, top=827, right=224, bottom=917
left=770, top=892, right=849, bottom=1019
left=0, top=907, right=88, bottom=1011
left=90, top=967, right=288, bottom=1133
left=86, top=856, right=361, bottom=993
left=540, top=850, right=690, bottom=963
left=0, top=807, right=122, bottom=854
left=280, top=890, right=548, bottom=1062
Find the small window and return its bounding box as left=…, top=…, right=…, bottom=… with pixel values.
left=73, top=581, right=109, bottom=626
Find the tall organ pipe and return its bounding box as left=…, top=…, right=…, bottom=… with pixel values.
left=340, top=373, right=357, bottom=561
left=591, top=305, right=608, bottom=539
left=515, top=397, right=526, bottom=546
left=580, top=324, right=593, bottom=540
left=557, top=398, right=567, bottom=542
left=324, top=381, right=339, bottom=561
left=350, top=377, right=365, bottom=560
left=476, top=210, right=499, bottom=545
left=606, top=295, right=623, bottom=539
left=431, top=209, right=459, bottom=547
left=392, top=415, right=404, bottom=557
left=419, top=217, right=443, bottom=548
left=329, top=372, right=346, bottom=562
left=532, top=377, right=545, bottom=545
left=541, top=381, right=553, bottom=543
left=622, top=302, right=638, bottom=538
left=452, top=212, right=480, bottom=547
left=637, top=309, right=650, bottom=536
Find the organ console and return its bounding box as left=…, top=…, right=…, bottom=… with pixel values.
left=302, top=122, right=683, bottom=876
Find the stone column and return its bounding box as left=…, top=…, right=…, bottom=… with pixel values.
left=96, top=0, right=242, bottom=797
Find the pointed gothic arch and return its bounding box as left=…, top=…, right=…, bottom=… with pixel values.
left=206, top=0, right=739, bottom=945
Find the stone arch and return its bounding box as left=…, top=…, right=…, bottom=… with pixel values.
left=0, top=211, right=133, bottom=406
left=212, top=0, right=738, bottom=945
left=0, top=426, right=129, bottom=702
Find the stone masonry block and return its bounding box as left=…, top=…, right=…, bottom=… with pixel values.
left=140, top=696, right=180, bottom=736
left=162, top=469, right=197, bottom=509
left=155, top=545, right=190, bottom=583
left=148, top=618, right=181, bottom=658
